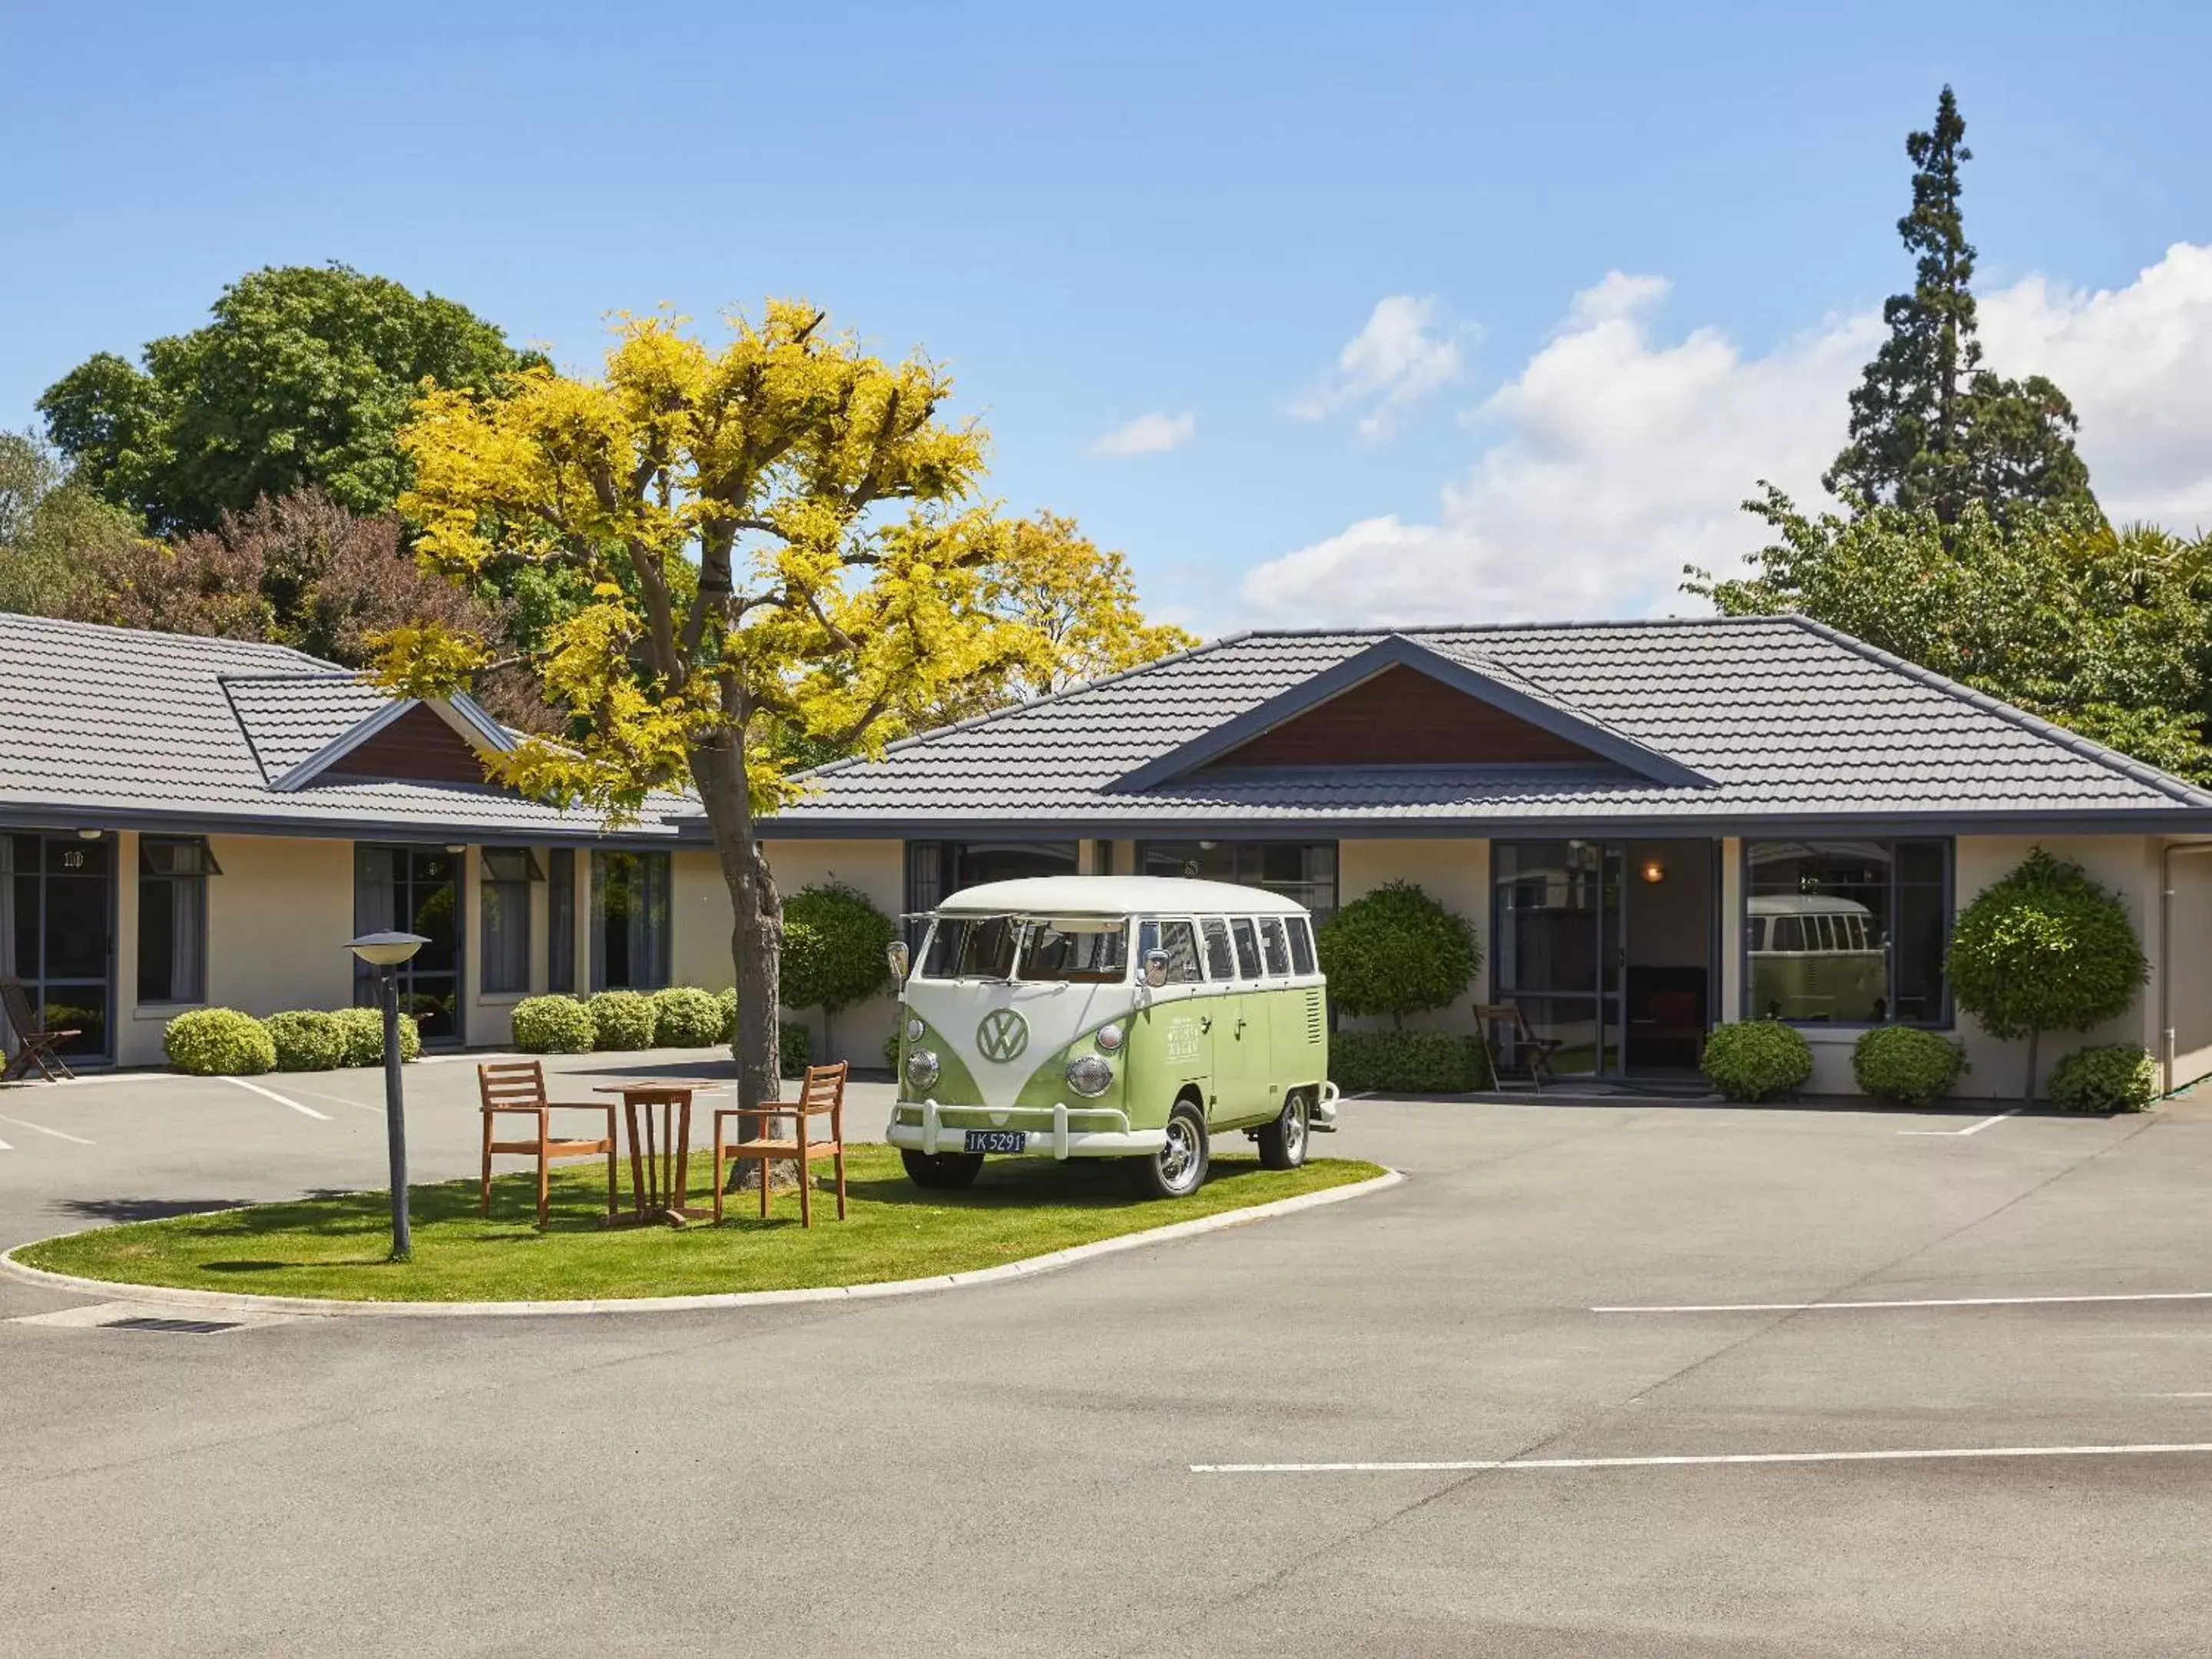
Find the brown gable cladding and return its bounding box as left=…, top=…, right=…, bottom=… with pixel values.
left=1197, top=664, right=1608, bottom=770
left=321, top=704, right=497, bottom=786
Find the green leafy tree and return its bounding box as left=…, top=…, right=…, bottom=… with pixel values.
left=0, top=429, right=144, bottom=615
left=1690, top=488, right=2212, bottom=781
left=1824, top=87, right=2094, bottom=522
left=38, top=263, right=538, bottom=534
left=1314, top=880, right=1480, bottom=1029
left=780, top=882, right=897, bottom=1058
left=1946, top=849, right=2147, bottom=1103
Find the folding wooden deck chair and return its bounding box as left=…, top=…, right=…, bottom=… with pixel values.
left=712, top=1061, right=849, bottom=1226
left=1, top=976, right=80, bottom=1083
left=477, top=1061, right=620, bottom=1228
left=1473, top=1002, right=1565, bottom=1094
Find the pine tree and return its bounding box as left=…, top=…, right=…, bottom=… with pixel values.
left=1825, top=88, right=2094, bottom=521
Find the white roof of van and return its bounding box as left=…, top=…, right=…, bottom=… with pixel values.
left=932, top=875, right=1311, bottom=917
left=1747, top=892, right=1873, bottom=916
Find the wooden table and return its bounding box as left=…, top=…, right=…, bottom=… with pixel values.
left=594, top=1081, right=726, bottom=1227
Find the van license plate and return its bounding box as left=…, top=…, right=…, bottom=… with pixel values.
left=964, top=1131, right=1026, bottom=1154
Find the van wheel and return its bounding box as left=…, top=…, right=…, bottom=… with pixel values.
left=1257, top=1092, right=1310, bottom=1171
left=1128, top=1100, right=1210, bottom=1200
left=902, top=1150, right=984, bottom=1190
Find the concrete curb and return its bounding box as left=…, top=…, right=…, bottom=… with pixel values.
left=0, top=1167, right=1404, bottom=1320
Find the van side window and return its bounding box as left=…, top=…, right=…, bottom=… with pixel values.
left=1259, top=917, right=1291, bottom=975
left=1230, top=918, right=1262, bottom=979
left=1137, top=919, right=1203, bottom=983
left=1773, top=916, right=1803, bottom=952
left=1287, top=915, right=1316, bottom=975
left=1200, top=918, right=1235, bottom=980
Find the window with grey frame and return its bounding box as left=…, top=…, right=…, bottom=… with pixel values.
left=547, top=847, right=576, bottom=993
left=480, top=849, right=542, bottom=995
left=591, top=849, right=671, bottom=990
left=1744, top=839, right=1949, bottom=1025
left=1135, top=841, right=1338, bottom=916
left=137, top=836, right=219, bottom=1005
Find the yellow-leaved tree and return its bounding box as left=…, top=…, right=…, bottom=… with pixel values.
left=379, top=303, right=1184, bottom=1115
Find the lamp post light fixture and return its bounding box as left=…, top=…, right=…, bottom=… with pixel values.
left=346, top=930, right=429, bottom=1261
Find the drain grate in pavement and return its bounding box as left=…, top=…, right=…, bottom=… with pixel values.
left=101, top=1314, right=243, bottom=1335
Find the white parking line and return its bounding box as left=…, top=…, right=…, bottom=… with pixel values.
left=0, top=1135, right=12, bottom=1151
left=283, top=1085, right=383, bottom=1114
left=1592, top=1290, right=2212, bottom=1314
left=1900, top=1108, right=2021, bottom=1137
left=1190, top=1442, right=2212, bottom=1475
left=0, top=1113, right=94, bottom=1146
left=220, top=1078, right=329, bottom=1120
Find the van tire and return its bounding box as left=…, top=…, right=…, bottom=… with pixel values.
left=1257, top=1091, right=1310, bottom=1171
left=1128, top=1099, right=1210, bottom=1200
left=902, top=1150, right=984, bottom=1190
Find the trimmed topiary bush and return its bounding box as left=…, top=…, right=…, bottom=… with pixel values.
left=332, top=1005, right=422, bottom=1067
left=1330, top=1031, right=1492, bottom=1094
left=588, top=990, right=656, bottom=1051
left=781, top=883, right=898, bottom=1058
left=882, top=1026, right=902, bottom=1073
left=2048, top=1044, right=2157, bottom=1114
left=1948, top=848, right=2147, bottom=1102
left=1316, top=881, right=1481, bottom=1028
left=652, top=986, right=726, bottom=1048
left=1700, top=1019, right=1813, bottom=1102
left=717, top=987, right=738, bottom=1042
left=263, top=1009, right=348, bottom=1073
left=164, top=1008, right=276, bottom=1076
left=512, top=995, right=595, bottom=1055
left=1852, top=1025, right=1966, bottom=1105
left=780, top=1020, right=811, bottom=1078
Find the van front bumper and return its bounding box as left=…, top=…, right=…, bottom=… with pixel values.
left=889, top=1099, right=1168, bottom=1161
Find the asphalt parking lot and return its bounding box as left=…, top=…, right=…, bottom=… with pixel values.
left=5, top=1059, right=2212, bottom=1657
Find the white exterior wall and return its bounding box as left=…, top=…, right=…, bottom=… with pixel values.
left=756, top=837, right=906, bottom=1066
left=1336, top=838, right=1491, bottom=1033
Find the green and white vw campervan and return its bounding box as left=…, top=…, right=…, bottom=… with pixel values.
left=886, top=876, right=1339, bottom=1198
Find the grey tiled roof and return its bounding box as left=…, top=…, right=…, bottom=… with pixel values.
left=0, top=613, right=693, bottom=841
left=765, top=618, right=2212, bottom=833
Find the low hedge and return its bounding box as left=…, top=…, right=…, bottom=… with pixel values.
left=1330, top=1030, right=1492, bottom=1094
left=164, top=1008, right=276, bottom=1076
left=2048, top=1044, right=2157, bottom=1114
left=512, top=995, right=595, bottom=1055
left=263, top=1009, right=349, bottom=1073
left=1852, top=1025, right=1965, bottom=1105
left=588, top=990, right=656, bottom=1051
left=651, top=986, right=727, bottom=1048
left=780, top=1021, right=811, bottom=1078
left=332, top=1005, right=422, bottom=1067
left=1701, top=1019, right=1813, bottom=1102
left=717, top=987, right=739, bottom=1043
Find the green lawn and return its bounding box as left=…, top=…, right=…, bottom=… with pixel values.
left=17, top=1145, right=1386, bottom=1303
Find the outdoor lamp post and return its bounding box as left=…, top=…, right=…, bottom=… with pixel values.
left=346, top=930, right=429, bottom=1260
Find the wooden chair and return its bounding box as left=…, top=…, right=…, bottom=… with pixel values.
left=1474, top=1002, right=1565, bottom=1094
left=712, top=1061, right=849, bottom=1226
left=1, top=976, right=80, bottom=1083
left=477, top=1061, right=620, bottom=1228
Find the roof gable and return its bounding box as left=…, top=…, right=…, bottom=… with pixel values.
left=1109, top=634, right=1712, bottom=793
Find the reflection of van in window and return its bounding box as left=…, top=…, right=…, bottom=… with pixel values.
left=1747, top=894, right=1886, bottom=1022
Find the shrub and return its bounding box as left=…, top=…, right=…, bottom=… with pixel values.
left=1700, top=1019, right=1813, bottom=1102
left=780, top=1020, right=811, bottom=1078
left=263, top=1009, right=348, bottom=1072
left=1316, top=882, right=1481, bottom=1028
left=1330, top=1030, right=1492, bottom=1094
left=781, top=883, right=898, bottom=1055
left=2048, top=1044, right=2157, bottom=1114
left=588, top=990, right=656, bottom=1051
left=511, top=995, right=595, bottom=1055
left=163, top=1008, right=276, bottom=1076
left=332, top=1005, right=422, bottom=1066
left=1948, top=849, right=2147, bottom=1101
left=717, top=987, right=738, bottom=1042
left=1852, top=1026, right=1965, bottom=1105
left=882, top=1027, right=902, bottom=1072
left=651, top=986, right=726, bottom=1048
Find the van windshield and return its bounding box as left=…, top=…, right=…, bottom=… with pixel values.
left=921, top=916, right=1020, bottom=980
left=1019, top=920, right=1129, bottom=983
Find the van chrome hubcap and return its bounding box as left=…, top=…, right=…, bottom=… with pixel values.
left=1160, top=1120, right=1199, bottom=1188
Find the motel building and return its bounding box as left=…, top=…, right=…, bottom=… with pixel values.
left=7, top=610, right=2212, bottom=1100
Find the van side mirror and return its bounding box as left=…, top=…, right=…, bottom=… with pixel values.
left=887, top=940, right=910, bottom=982
left=1144, top=949, right=1170, bottom=988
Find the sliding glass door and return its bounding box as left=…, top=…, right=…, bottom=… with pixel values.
left=1492, top=840, right=1621, bottom=1077
left=3, top=833, right=113, bottom=1061
left=354, top=846, right=463, bottom=1045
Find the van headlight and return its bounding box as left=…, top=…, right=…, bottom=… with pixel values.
left=1094, top=1022, right=1124, bottom=1052
left=906, top=1017, right=925, bottom=1041
left=905, top=1048, right=941, bottom=1092
left=1065, top=1054, right=1114, bottom=1097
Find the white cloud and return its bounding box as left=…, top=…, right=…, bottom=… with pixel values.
left=1291, top=295, right=1472, bottom=439
left=1243, top=244, right=2212, bottom=627
left=1091, top=410, right=1196, bottom=457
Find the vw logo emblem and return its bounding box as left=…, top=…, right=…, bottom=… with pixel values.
left=977, top=1008, right=1029, bottom=1062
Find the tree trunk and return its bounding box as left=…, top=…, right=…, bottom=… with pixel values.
left=2023, top=1028, right=2041, bottom=1108
left=688, top=737, right=785, bottom=1174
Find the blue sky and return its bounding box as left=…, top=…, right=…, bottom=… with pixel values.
left=7, top=2, right=2210, bottom=634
